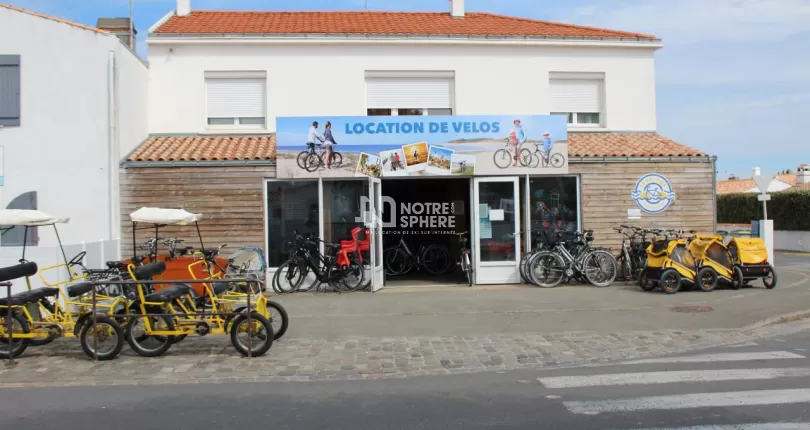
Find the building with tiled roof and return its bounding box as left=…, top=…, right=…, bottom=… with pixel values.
left=115, top=0, right=718, bottom=283
left=717, top=165, right=810, bottom=194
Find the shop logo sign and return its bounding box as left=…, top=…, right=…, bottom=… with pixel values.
left=632, top=173, right=676, bottom=213
left=357, top=197, right=457, bottom=233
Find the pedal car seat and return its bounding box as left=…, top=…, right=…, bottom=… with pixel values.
left=67, top=282, right=94, bottom=298
left=0, top=287, right=59, bottom=307
left=144, top=284, right=192, bottom=303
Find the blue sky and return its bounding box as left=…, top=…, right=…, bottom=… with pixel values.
left=7, top=0, right=810, bottom=179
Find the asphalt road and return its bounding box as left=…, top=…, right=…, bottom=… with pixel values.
left=3, top=331, right=810, bottom=430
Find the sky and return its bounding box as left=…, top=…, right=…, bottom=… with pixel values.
left=5, top=0, right=810, bottom=179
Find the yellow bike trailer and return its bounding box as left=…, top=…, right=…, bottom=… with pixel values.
left=688, top=234, right=737, bottom=292
left=728, top=237, right=776, bottom=289
left=657, top=239, right=697, bottom=294
left=637, top=238, right=669, bottom=291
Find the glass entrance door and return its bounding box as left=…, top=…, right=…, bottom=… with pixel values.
left=368, top=177, right=384, bottom=291
left=472, top=177, right=521, bottom=284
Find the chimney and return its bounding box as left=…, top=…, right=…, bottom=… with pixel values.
left=177, top=0, right=191, bottom=17
left=752, top=167, right=761, bottom=177
left=96, top=18, right=137, bottom=48
left=798, top=164, right=810, bottom=184
left=451, top=0, right=465, bottom=18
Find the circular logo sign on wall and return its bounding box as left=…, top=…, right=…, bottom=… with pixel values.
left=631, top=173, right=676, bottom=213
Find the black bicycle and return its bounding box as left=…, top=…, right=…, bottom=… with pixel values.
left=272, top=231, right=364, bottom=293
left=297, top=142, right=343, bottom=172
left=613, top=225, right=651, bottom=283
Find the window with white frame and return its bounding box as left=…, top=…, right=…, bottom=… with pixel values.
left=366, top=71, right=454, bottom=116
left=549, top=72, right=604, bottom=127
left=205, top=71, right=266, bottom=128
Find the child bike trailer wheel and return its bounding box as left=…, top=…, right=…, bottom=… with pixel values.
left=658, top=269, right=682, bottom=294
left=696, top=267, right=718, bottom=292
left=763, top=264, right=777, bottom=289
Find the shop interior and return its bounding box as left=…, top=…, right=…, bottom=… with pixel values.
left=381, top=177, right=472, bottom=286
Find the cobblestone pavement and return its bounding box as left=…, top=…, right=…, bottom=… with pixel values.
left=3, top=319, right=810, bottom=388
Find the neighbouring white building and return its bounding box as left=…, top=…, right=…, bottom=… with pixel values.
left=0, top=4, right=148, bottom=246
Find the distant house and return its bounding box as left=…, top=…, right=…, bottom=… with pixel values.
left=717, top=165, right=809, bottom=194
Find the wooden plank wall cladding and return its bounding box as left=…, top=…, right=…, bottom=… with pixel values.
left=119, top=166, right=274, bottom=258
left=569, top=161, right=716, bottom=249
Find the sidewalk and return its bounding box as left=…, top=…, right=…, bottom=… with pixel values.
left=1, top=263, right=808, bottom=388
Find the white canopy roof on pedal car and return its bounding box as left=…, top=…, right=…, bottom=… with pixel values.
left=0, top=209, right=70, bottom=227
left=129, top=207, right=204, bottom=225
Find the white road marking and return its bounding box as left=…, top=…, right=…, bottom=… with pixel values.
left=724, top=342, right=758, bottom=348
left=564, top=388, right=810, bottom=414
left=538, top=367, right=810, bottom=388
left=617, top=424, right=810, bottom=430
left=619, top=351, right=805, bottom=365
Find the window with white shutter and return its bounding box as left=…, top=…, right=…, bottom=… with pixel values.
left=365, top=71, right=454, bottom=116
left=205, top=71, right=266, bottom=128
left=550, top=73, right=604, bottom=127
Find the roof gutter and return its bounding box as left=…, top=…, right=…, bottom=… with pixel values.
left=146, top=33, right=663, bottom=49
left=569, top=156, right=712, bottom=163
left=121, top=160, right=276, bottom=168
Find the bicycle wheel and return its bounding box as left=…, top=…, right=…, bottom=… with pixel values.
left=529, top=251, right=566, bottom=288
left=383, top=247, right=408, bottom=276
left=272, top=259, right=306, bottom=293
left=518, top=148, right=534, bottom=167
left=304, top=153, right=322, bottom=172
left=616, top=254, right=631, bottom=281
left=265, top=301, right=289, bottom=340
left=462, top=251, right=473, bottom=286
left=79, top=315, right=125, bottom=361
left=125, top=313, right=175, bottom=358
left=332, top=152, right=343, bottom=167
left=549, top=153, right=566, bottom=168
left=493, top=149, right=513, bottom=169
left=519, top=251, right=531, bottom=283
left=583, top=250, right=618, bottom=287
left=296, top=150, right=311, bottom=169
left=340, top=256, right=366, bottom=291
left=230, top=312, right=274, bottom=357
left=422, top=245, right=451, bottom=275
left=0, top=313, right=29, bottom=359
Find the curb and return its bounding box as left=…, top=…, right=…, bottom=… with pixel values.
left=743, top=309, right=810, bottom=330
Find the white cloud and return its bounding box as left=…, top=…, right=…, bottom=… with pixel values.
left=559, top=0, right=810, bottom=43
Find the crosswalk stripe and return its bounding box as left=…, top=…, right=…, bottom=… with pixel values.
left=538, top=367, right=810, bottom=388
left=617, top=424, right=810, bottom=430
left=619, top=351, right=805, bottom=365
left=564, top=388, right=810, bottom=414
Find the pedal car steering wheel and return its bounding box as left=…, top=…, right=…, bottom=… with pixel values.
left=68, top=251, right=87, bottom=266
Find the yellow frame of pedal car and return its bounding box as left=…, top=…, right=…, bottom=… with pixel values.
left=124, top=207, right=273, bottom=358
left=187, top=252, right=271, bottom=322
left=0, top=209, right=126, bottom=360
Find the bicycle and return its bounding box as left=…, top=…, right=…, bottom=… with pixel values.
left=454, top=232, right=473, bottom=286
left=613, top=225, right=651, bottom=283
left=383, top=235, right=451, bottom=276
left=518, top=143, right=566, bottom=168
left=493, top=138, right=522, bottom=169
left=528, top=230, right=618, bottom=288
left=272, top=231, right=365, bottom=293
left=303, top=143, right=343, bottom=172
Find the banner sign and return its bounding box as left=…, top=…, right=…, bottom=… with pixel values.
left=276, top=115, right=569, bottom=178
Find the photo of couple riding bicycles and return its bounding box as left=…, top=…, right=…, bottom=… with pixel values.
left=296, top=120, right=343, bottom=172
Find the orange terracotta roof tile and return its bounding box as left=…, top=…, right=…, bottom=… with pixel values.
left=777, top=174, right=797, bottom=185
left=790, top=183, right=810, bottom=190
left=153, top=11, right=655, bottom=39
left=126, top=135, right=275, bottom=162
left=567, top=133, right=706, bottom=158
left=0, top=3, right=108, bottom=34
left=717, top=179, right=756, bottom=194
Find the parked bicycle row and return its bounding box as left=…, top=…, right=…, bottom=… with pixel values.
left=0, top=207, right=289, bottom=361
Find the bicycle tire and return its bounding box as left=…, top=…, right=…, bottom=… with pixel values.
left=266, top=301, right=289, bottom=340
left=422, top=245, right=451, bottom=275
left=296, top=150, right=311, bottom=169
left=550, top=153, right=566, bottom=168
left=340, top=256, right=367, bottom=292
left=383, top=247, right=408, bottom=276
left=272, top=259, right=305, bottom=293
left=463, top=251, right=473, bottom=286
left=79, top=315, right=125, bottom=361
left=0, top=313, right=29, bottom=359
left=125, top=314, right=175, bottom=358
left=304, top=153, right=322, bottom=172
left=583, top=250, right=617, bottom=287
left=529, top=251, right=566, bottom=288
left=518, top=148, right=534, bottom=167
left=493, top=149, right=513, bottom=169
left=332, top=152, right=343, bottom=167
left=230, top=312, right=274, bottom=357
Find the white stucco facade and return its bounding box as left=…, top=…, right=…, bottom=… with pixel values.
left=0, top=7, right=148, bottom=246
left=147, top=41, right=659, bottom=134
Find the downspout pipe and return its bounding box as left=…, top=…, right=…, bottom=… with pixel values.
left=107, top=50, right=116, bottom=240
left=710, top=155, right=718, bottom=233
